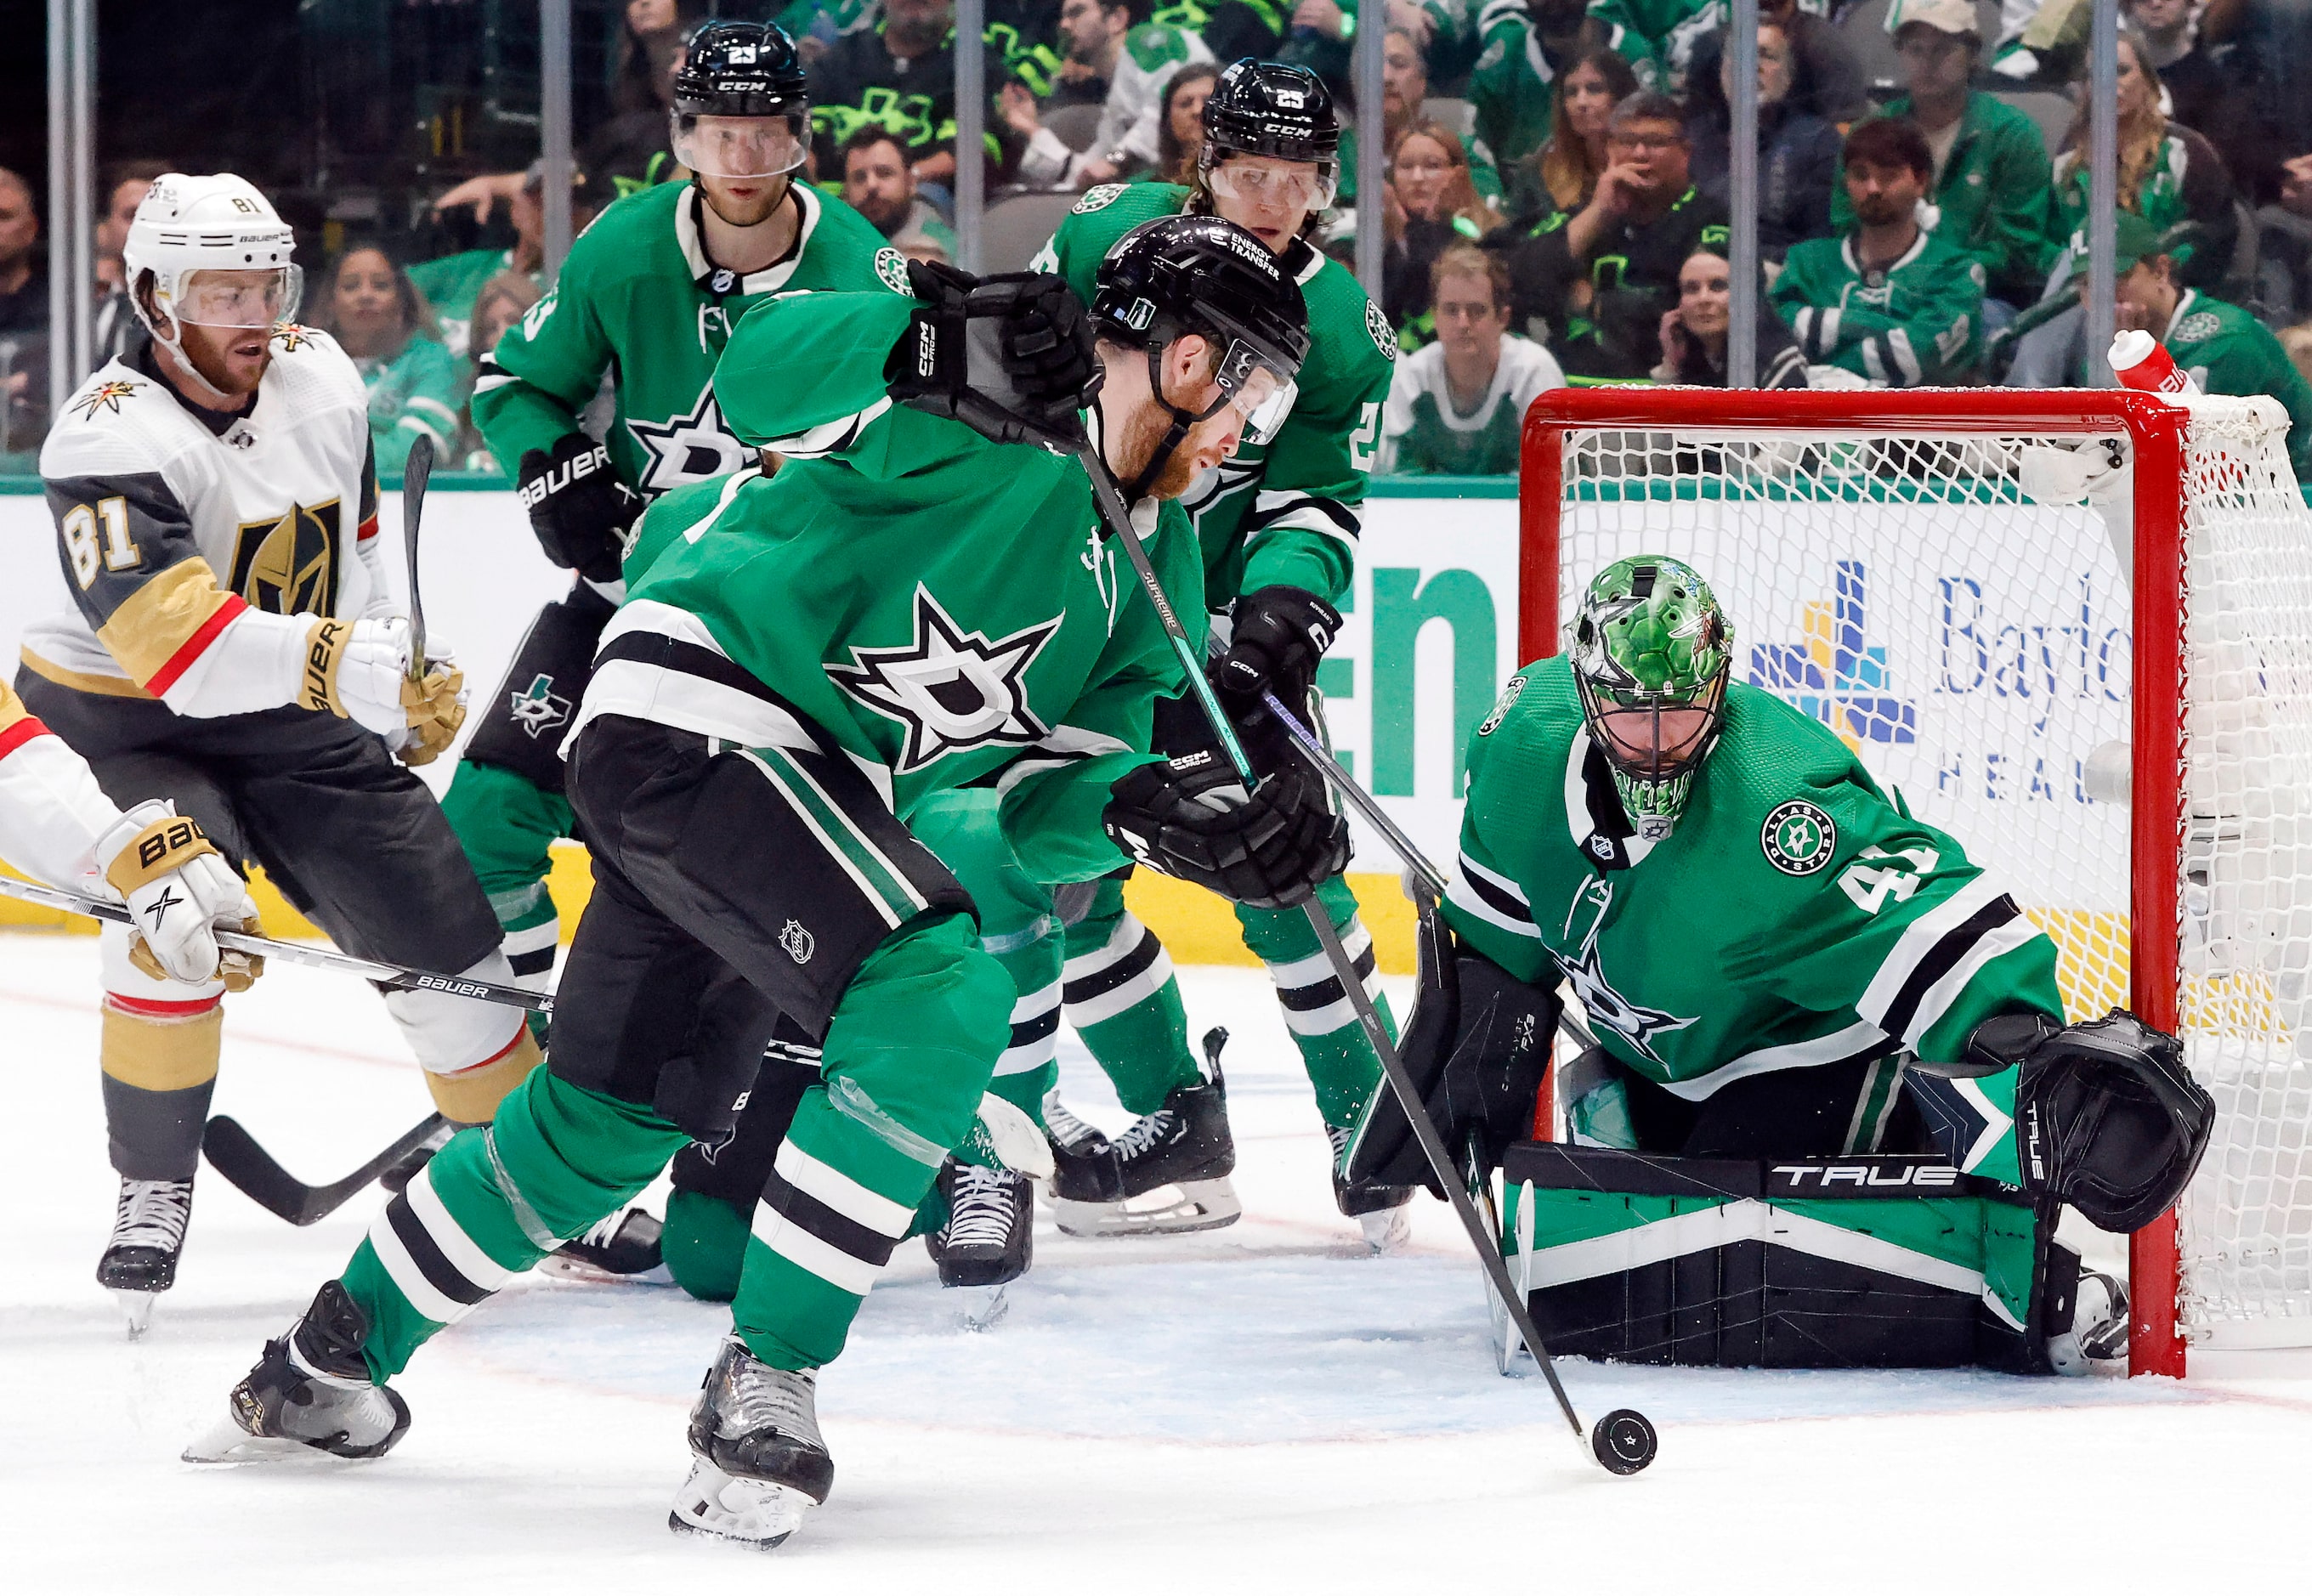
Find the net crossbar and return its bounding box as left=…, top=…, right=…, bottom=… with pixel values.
left=1518, top=387, right=2312, bottom=1373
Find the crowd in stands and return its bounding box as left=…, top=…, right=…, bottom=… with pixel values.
left=14, top=0, right=2312, bottom=478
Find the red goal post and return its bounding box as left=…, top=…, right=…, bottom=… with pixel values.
left=1513, top=386, right=2281, bottom=1378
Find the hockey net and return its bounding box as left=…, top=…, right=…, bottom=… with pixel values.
left=1518, top=388, right=2312, bottom=1373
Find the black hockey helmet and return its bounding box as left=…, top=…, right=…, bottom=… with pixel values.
left=1091, top=213, right=1311, bottom=496
left=1202, top=58, right=1340, bottom=167
left=672, top=20, right=810, bottom=118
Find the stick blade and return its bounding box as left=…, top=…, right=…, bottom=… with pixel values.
left=201, top=1115, right=327, bottom=1225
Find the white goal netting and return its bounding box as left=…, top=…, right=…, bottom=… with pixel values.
left=1532, top=392, right=2312, bottom=1352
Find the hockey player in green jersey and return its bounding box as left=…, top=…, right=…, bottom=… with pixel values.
left=1347, top=557, right=2213, bottom=1372
left=190, top=216, right=1349, bottom=1548
left=441, top=20, right=903, bottom=1033
left=989, top=58, right=1413, bottom=1247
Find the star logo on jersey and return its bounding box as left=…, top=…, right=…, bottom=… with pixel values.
left=1365, top=300, right=1398, bottom=361
left=1748, top=559, right=1918, bottom=750
left=1548, top=938, right=1697, bottom=1067
left=1760, top=799, right=1838, bottom=875
left=626, top=385, right=751, bottom=495
left=508, top=673, right=572, bottom=739
left=831, top=586, right=1061, bottom=773
left=875, top=246, right=911, bottom=295
left=69, top=379, right=141, bottom=421
left=270, top=323, right=315, bottom=352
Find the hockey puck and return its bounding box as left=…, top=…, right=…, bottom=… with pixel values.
left=1590, top=1408, right=1658, bottom=1474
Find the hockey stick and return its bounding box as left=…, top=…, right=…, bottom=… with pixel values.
left=400, top=433, right=435, bottom=682
left=0, top=874, right=552, bottom=1015
left=203, top=1111, right=449, bottom=1225
left=1074, top=443, right=1654, bottom=1474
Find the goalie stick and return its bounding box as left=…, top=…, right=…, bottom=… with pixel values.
left=1074, top=443, right=1655, bottom=1475
left=0, top=874, right=552, bottom=1015
left=204, top=1111, right=449, bottom=1225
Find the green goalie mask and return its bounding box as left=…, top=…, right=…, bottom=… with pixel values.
left=1570, top=556, right=1733, bottom=827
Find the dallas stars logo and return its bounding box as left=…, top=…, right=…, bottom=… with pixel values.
left=508, top=673, right=572, bottom=739
left=1548, top=939, right=1697, bottom=1067
left=831, top=586, right=1061, bottom=773
left=627, top=386, right=751, bottom=495
left=71, top=379, right=141, bottom=421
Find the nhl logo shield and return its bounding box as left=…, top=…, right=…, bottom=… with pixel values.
left=779, top=919, right=815, bottom=965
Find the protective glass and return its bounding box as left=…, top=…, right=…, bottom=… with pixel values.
left=1210, top=337, right=1299, bottom=444
left=1208, top=156, right=1336, bottom=216
left=673, top=113, right=808, bottom=178
left=1586, top=676, right=1725, bottom=780
left=173, top=266, right=303, bottom=330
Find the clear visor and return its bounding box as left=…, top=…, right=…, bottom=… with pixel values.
left=1211, top=337, right=1299, bottom=445
left=1208, top=156, right=1337, bottom=218
left=173, top=265, right=303, bottom=330
left=673, top=113, right=808, bottom=178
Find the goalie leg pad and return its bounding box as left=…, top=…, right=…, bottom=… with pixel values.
left=457, top=586, right=615, bottom=795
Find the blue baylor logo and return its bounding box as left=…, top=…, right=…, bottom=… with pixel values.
left=1748, top=561, right=1918, bottom=750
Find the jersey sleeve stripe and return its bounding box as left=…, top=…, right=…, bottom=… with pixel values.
left=0, top=715, right=50, bottom=762
left=1871, top=892, right=2027, bottom=1047
left=356, top=512, right=380, bottom=542
left=93, top=558, right=244, bottom=693
left=1652, top=1018, right=1889, bottom=1102
left=1448, top=851, right=1540, bottom=937
left=760, top=398, right=892, bottom=460
left=1855, top=871, right=2003, bottom=1029
left=1886, top=327, right=1923, bottom=386
left=1894, top=911, right=2047, bottom=1055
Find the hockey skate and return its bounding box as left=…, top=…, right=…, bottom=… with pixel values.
left=184, top=1281, right=411, bottom=1463
left=925, top=1157, right=1033, bottom=1330
left=2048, top=1269, right=2132, bottom=1376
left=541, top=1207, right=666, bottom=1282
left=669, top=1336, right=832, bottom=1550
left=1041, top=1091, right=1108, bottom=1161
left=1327, top=1126, right=1414, bottom=1254
left=1050, top=1036, right=1238, bottom=1237
left=98, top=1175, right=193, bottom=1336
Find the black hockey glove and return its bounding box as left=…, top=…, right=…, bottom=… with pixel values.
left=1215, top=586, right=1341, bottom=710
left=1102, top=754, right=1348, bottom=910
left=1960, top=1009, right=2213, bottom=1232
left=516, top=433, right=641, bottom=585
left=885, top=259, right=1100, bottom=450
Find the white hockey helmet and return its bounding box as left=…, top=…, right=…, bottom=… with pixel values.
left=123, top=173, right=303, bottom=333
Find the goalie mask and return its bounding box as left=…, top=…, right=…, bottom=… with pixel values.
left=1570, top=556, right=1731, bottom=828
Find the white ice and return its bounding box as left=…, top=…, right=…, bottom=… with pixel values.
left=4, top=934, right=2311, bottom=1593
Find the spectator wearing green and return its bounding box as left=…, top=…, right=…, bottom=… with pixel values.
left=1469, top=0, right=1658, bottom=174
left=1337, top=26, right=1503, bottom=206
left=1831, top=0, right=2054, bottom=311
left=1773, top=116, right=1985, bottom=387
left=316, top=242, right=463, bottom=476
left=2082, top=210, right=2312, bottom=481
left=1380, top=242, right=1564, bottom=473
left=1585, top=0, right=1732, bottom=93
left=411, top=161, right=593, bottom=358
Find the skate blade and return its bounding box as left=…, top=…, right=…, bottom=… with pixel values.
left=182, top=1414, right=358, bottom=1466
left=536, top=1253, right=672, bottom=1287
left=669, top=1458, right=813, bottom=1550
left=953, top=1282, right=1010, bottom=1332
left=1052, top=1177, right=1241, bottom=1238
left=113, top=1289, right=154, bottom=1338
left=1357, top=1203, right=1413, bottom=1256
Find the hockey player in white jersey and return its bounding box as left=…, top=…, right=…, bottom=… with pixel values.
left=24, top=173, right=538, bottom=1330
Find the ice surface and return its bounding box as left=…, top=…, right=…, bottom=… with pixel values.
left=4, top=937, right=2311, bottom=1592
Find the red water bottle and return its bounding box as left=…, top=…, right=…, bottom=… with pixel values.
left=2110, top=329, right=2199, bottom=394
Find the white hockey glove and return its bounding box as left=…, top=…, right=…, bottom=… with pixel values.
left=98, top=800, right=264, bottom=990
left=298, top=617, right=416, bottom=736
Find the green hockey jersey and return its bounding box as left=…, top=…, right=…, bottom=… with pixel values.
left=1770, top=228, right=1985, bottom=388
left=604, top=288, right=1200, bottom=886
left=1377, top=335, right=1564, bottom=476
left=470, top=179, right=906, bottom=500
left=1031, top=180, right=1395, bottom=610
left=2161, top=288, right=2312, bottom=480
left=1467, top=3, right=1658, bottom=175
left=1443, top=657, right=2063, bottom=1096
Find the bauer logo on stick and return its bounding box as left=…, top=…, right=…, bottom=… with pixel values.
left=1760, top=799, right=1837, bottom=875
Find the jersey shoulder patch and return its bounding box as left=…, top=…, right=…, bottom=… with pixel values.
left=1074, top=183, right=1129, bottom=214
left=1365, top=299, right=1399, bottom=362
left=1476, top=672, right=1527, bottom=737
left=1760, top=798, right=1839, bottom=876
left=62, top=377, right=147, bottom=424
left=2173, top=310, right=2222, bottom=344
left=874, top=246, right=912, bottom=294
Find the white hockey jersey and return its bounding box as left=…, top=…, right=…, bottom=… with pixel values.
left=0, top=681, right=125, bottom=892
left=26, top=326, right=399, bottom=718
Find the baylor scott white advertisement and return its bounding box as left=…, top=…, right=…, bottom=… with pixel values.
left=0, top=489, right=2133, bottom=911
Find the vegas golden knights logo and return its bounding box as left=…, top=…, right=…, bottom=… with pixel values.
left=229, top=499, right=341, bottom=617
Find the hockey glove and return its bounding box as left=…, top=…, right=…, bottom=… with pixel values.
left=1215, top=586, right=1341, bottom=710
left=516, top=433, right=641, bottom=584
left=298, top=617, right=422, bottom=739
left=886, top=259, right=1099, bottom=450
left=99, top=800, right=264, bottom=990
left=396, top=648, right=468, bottom=768
left=1102, top=754, right=1348, bottom=909
left=1964, top=1008, right=2214, bottom=1231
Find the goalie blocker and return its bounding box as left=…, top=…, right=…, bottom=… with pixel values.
left=1345, top=925, right=2214, bottom=1373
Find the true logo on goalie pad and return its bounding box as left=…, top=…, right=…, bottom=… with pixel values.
left=1765, top=1157, right=1960, bottom=1196
left=1760, top=799, right=1837, bottom=875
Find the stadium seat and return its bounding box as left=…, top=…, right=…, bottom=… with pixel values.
left=1045, top=101, right=1105, bottom=154
left=980, top=188, right=1085, bottom=273
left=1990, top=86, right=2076, bottom=157
left=1421, top=96, right=1476, bottom=139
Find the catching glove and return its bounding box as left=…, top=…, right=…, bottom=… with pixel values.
left=517, top=433, right=641, bottom=583
left=886, top=259, right=1101, bottom=449
left=1102, top=753, right=1348, bottom=909
left=98, top=800, right=264, bottom=990
left=1215, top=586, right=1340, bottom=710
